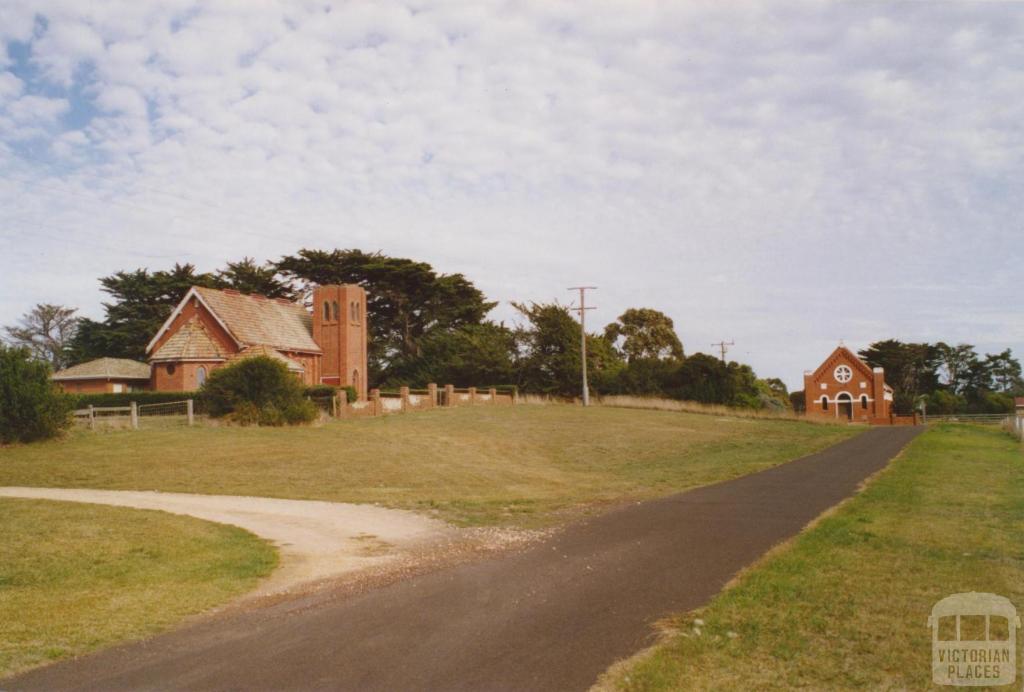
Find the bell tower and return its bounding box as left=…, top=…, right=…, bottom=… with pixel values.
left=311, top=284, right=368, bottom=400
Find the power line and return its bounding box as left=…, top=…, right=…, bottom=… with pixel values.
left=568, top=286, right=597, bottom=407
left=711, top=339, right=734, bottom=362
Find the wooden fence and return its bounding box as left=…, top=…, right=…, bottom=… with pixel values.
left=73, top=400, right=195, bottom=430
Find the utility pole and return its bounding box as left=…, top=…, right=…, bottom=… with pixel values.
left=568, top=286, right=597, bottom=406
left=711, top=339, right=734, bottom=363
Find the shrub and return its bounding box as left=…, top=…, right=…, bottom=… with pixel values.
left=0, top=345, right=72, bottom=444
left=201, top=356, right=317, bottom=425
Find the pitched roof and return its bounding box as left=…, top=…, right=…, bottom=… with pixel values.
left=52, top=357, right=151, bottom=381
left=150, top=316, right=228, bottom=361
left=147, top=287, right=319, bottom=355
left=809, top=345, right=877, bottom=381
left=228, top=345, right=305, bottom=373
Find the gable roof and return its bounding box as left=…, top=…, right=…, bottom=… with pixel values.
left=809, top=345, right=877, bottom=382
left=228, top=345, right=305, bottom=373
left=150, top=315, right=228, bottom=362
left=146, top=286, right=320, bottom=355
left=52, top=357, right=151, bottom=381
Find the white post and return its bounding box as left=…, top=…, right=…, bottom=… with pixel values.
left=89, top=405, right=95, bottom=431
left=130, top=401, right=138, bottom=430
left=186, top=399, right=194, bottom=426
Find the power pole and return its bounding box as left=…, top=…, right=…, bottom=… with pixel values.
left=568, top=286, right=597, bottom=406
left=711, top=339, right=734, bottom=363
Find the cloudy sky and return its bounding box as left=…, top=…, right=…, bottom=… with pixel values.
left=1, top=1, right=1022, bottom=388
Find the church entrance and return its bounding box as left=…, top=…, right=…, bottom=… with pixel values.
left=836, top=393, right=853, bottom=420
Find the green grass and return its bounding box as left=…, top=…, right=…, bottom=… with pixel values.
left=604, top=425, right=1024, bottom=690
left=0, top=498, right=277, bottom=678
left=0, top=405, right=856, bottom=527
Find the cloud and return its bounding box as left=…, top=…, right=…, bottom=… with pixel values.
left=1, top=0, right=1023, bottom=388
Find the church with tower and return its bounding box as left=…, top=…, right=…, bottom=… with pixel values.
left=53, top=284, right=369, bottom=398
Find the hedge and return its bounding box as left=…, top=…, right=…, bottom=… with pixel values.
left=69, top=391, right=204, bottom=411
left=304, top=384, right=357, bottom=403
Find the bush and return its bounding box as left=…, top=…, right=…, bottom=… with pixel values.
left=201, top=356, right=317, bottom=425
left=0, top=345, right=72, bottom=444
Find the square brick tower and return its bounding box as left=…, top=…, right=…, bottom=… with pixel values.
left=311, top=284, right=368, bottom=399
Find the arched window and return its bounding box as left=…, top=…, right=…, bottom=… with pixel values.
left=196, top=366, right=207, bottom=387
left=332, top=301, right=339, bottom=321
left=167, top=363, right=176, bottom=376
left=821, top=396, right=828, bottom=411
left=861, top=395, right=869, bottom=409
left=323, top=301, right=330, bottom=321
left=355, top=302, right=361, bottom=322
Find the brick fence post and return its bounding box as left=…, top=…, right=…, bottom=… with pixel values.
left=335, top=391, right=348, bottom=418
left=427, top=383, right=437, bottom=408
left=489, top=387, right=497, bottom=404
left=400, top=386, right=410, bottom=412
left=469, top=386, right=477, bottom=403
left=370, top=388, right=381, bottom=416
left=512, top=386, right=519, bottom=405
left=444, top=384, right=454, bottom=407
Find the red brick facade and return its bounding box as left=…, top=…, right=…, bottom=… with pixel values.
left=145, top=285, right=368, bottom=399
left=803, top=346, right=892, bottom=423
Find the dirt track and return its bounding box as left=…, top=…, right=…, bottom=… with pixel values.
left=4, top=426, right=920, bottom=691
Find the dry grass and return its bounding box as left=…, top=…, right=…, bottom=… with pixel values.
left=601, top=424, right=1024, bottom=690
left=595, top=395, right=821, bottom=422
left=0, top=498, right=276, bottom=679
left=0, top=405, right=855, bottom=527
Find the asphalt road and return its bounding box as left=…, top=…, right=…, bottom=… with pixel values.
left=5, top=426, right=920, bottom=692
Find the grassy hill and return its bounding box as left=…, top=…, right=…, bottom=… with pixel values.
left=0, top=405, right=856, bottom=527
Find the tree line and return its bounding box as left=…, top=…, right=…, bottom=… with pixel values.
left=860, top=340, right=1021, bottom=414
left=2, top=249, right=790, bottom=409
left=4, top=249, right=1020, bottom=413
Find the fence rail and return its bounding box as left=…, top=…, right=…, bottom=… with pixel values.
left=925, top=413, right=1011, bottom=425
left=74, top=400, right=195, bottom=430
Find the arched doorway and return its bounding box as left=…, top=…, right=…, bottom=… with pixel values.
left=836, top=393, right=853, bottom=420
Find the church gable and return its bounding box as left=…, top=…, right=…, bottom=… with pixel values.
left=808, top=346, right=874, bottom=384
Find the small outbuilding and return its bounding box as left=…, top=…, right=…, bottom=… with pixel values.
left=51, top=357, right=152, bottom=394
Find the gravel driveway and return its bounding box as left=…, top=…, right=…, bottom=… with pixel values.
left=0, top=487, right=454, bottom=595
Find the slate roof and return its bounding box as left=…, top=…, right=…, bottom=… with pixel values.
left=150, top=316, right=228, bottom=362
left=229, top=345, right=305, bottom=373
left=192, top=287, right=319, bottom=354
left=52, top=357, right=151, bottom=381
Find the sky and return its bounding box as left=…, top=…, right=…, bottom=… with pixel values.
left=1, top=1, right=1022, bottom=390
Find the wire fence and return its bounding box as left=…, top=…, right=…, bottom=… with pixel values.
left=925, top=413, right=1011, bottom=425
left=73, top=400, right=195, bottom=431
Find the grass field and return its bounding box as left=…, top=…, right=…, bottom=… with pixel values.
left=0, top=498, right=276, bottom=678
left=0, top=405, right=856, bottom=527
left=603, top=425, right=1024, bottom=690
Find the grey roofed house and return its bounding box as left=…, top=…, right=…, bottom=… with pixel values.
left=51, top=357, right=152, bottom=381
left=50, top=357, right=152, bottom=393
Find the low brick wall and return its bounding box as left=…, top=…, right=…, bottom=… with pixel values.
left=868, top=413, right=920, bottom=426
left=334, top=384, right=517, bottom=419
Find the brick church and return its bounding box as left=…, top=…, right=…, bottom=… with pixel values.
left=803, top=345, right=892, bottom=423
left=52, top=285, right=368, bottom=399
